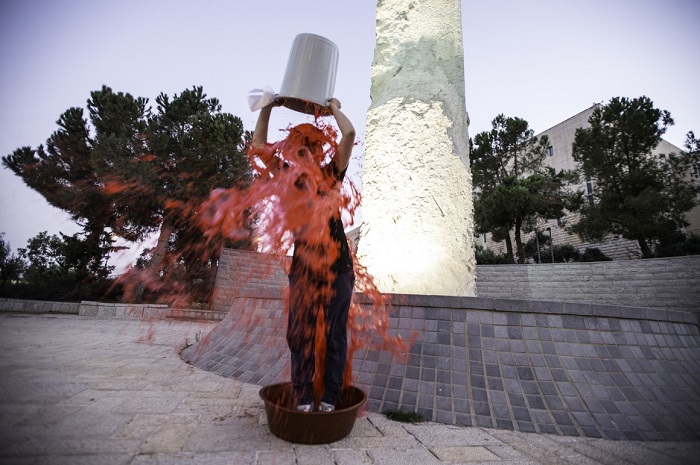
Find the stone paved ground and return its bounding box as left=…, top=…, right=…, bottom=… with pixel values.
left=0, top=313, right=697, bottom=465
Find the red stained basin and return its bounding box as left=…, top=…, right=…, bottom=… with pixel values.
left=259, top=382, right=367, bottom=444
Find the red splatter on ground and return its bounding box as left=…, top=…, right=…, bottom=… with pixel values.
left=135, top=325, right=156, bottom=344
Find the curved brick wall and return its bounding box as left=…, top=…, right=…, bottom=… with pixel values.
left=183, top=250, right=700, bottom=441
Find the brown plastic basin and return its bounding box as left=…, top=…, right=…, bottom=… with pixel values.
left=259, top=382, right=366, bottom=444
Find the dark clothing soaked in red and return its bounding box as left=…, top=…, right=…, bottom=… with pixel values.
left=286, top=164, right=354, bottom=407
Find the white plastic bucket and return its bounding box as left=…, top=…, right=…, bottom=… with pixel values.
left=279, top=33, right=339, bottom=115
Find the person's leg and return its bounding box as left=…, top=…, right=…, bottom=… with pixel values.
left=321, top=271, right=355, bottom=407
left=286, top=272, right=317, bottom=407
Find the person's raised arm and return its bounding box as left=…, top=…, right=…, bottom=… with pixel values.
left=328, top=98, right=355, bottom=173
left=251, top=101, right=281, bottom=170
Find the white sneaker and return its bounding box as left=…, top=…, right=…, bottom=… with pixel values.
left=296, top=403, right=313, bottom=413
left=318, top=402, right=335, bottom=412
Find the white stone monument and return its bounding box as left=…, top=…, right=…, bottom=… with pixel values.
left=357, top=0, right=476, bottom=296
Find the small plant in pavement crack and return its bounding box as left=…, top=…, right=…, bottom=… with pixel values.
left=384, top=409, right=424, bottom=423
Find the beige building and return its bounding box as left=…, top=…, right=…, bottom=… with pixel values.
left=481, top=104, right=700, bottom=260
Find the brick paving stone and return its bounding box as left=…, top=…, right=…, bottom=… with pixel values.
left=367, top=448, right=442, bottom=465
left=432, top=445, right=501, bottom=462
left=2, top=312, right=700, bottom=464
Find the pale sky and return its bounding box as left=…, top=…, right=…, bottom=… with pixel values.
left=1, top=0, right=698, bottom=265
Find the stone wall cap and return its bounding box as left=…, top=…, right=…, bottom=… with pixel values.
left=350, top=292, right=697, bottom=325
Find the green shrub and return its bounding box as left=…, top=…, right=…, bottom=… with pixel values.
left=475, top=244, right=512, bottom=265
left=384, top=409, right=424, bottom=423
left=580, top=247, right=612, bottom=262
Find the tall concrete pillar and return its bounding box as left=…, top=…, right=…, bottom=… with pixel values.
left=357, top=0, right=476, bottom=296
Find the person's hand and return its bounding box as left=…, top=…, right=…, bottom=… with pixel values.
left=264, top=96, right=284, bottom=109
left=328, top=98, right=341, bottom=110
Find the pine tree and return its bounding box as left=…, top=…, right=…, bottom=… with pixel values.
left=2, top=86, right=252, bottom=302
left=471, top=115, right=581, bottom=263
left=571, top=97, right=697, bottom=258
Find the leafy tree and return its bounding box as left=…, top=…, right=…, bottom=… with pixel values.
left=570, top=97, right=698, bottom=258
left=19, top=232, right=72, bottom=285
left=686, top=131, right=700, bottom=184
left=123, top=86, right=253, bottom=302
left=0, top=231, right=114, bottom=300
left=17, top=231, right=113, bottom=286
left=3, top=107, right=116, bottom=278
left=2, top=85, right=252, bottom=303
left=87, top=86, right=154, bottom=242
left=0, top=234, right=26, bottom=290
left=685, top=130, right=700, bottom=155
left=471, top=115, right=581, bottom=263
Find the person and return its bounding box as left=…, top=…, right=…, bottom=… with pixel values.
left=251, top=97, right=356, bottom=413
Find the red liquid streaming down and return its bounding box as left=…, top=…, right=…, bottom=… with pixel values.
left=122, top=120, right=411, bottom=397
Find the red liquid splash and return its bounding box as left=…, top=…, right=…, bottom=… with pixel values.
left=120, top=119, right=411, bottom=400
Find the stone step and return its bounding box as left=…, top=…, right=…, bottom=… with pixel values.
left=165, top=308, right=227, bottom=322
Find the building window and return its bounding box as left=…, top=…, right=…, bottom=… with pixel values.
left=483, top=233, right=487, bottom=244
left=586, top=175, right=594, bottom=205
left=548, top=146, right=554, bottom=157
